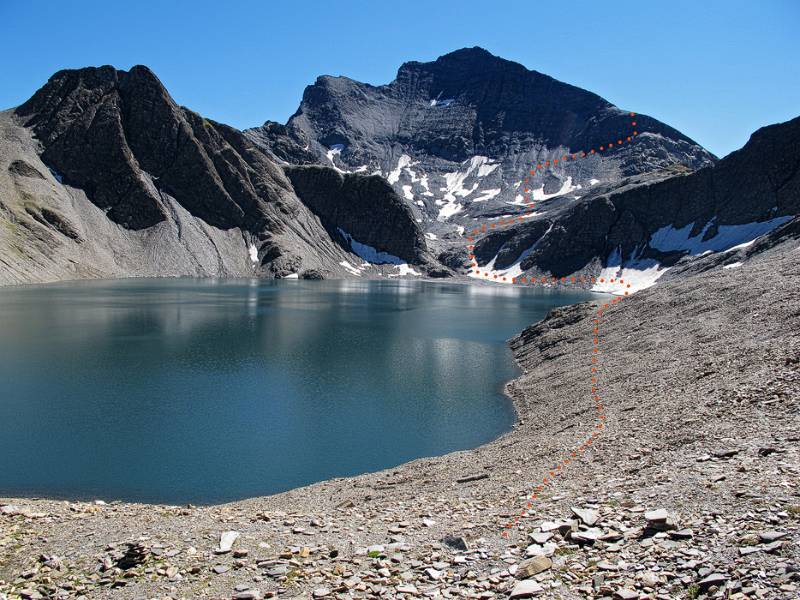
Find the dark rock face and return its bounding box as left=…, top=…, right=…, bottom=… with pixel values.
left=246, top=47, right=715, bottom=235
left=472, top=116, right=800, bottom=277
left=436, top=247, right=469, bottom=271
left=285, top=166, right=427, bottom=264
left=8, top=160, right=45, bottom=179
left=245, top=121, right=318, bottom=166
left=24, top=206, right=83, bottom=242
left=300, top=269, right=325, bottom=280
left=16, top=65, right=297, bottom=232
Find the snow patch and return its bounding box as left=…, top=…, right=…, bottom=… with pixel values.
left=388, top=264, right=422, bottom=277
left=476, top=161, right=499, bottom=178
left=339, top=261, right=365, bottom=277
left=388, top=155, right=414, bottom=184
left=592, top=247, right=668, bottom=294
left=468, top=224, right=553, bottom=284
left=326, top=144, right=344, bottom=163
left=425, top=232, right=437, bottom=240
left=649, top=216, right=792, bottom=255
left=726, top=240, right=756, bottom=252
left=594, top=262, right=666, bottom=294
left=283, top=273, right=299, bottom=279
left=723, top=262, right=742, bottom=270
left=530, top=177, right=577, bottom=202
left=338, top=228, right=403, bottom=265
left=248, top=243, right=258, bottom=264
left=472, top=188, right=501, bottom=203
left=419, top=174, right=432, bottom=196
left=438, top=202, right=463, bottom=220
left=437, top=156, right=498, bottom=220
left=430, top=97, right=455, bottom=108
left=511, top=177, right=577, bottom=206
left=325, top=144, right=349, bottom=174
left=405, top=168, right=434, bottom=197
left=402, top=185, right=414, bottom=200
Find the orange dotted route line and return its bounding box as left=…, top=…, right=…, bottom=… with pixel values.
left=457, top=114, right=639, bottom=536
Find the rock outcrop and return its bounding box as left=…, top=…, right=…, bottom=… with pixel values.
left=285, top=166, right=429, bottom=265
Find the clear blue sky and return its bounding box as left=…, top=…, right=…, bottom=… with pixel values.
left=1, top=0, right=798, bottom=157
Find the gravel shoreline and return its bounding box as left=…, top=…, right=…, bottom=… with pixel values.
left=2, top=243, right=798, bottom=600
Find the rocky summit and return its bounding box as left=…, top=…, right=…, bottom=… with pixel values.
left=244, top=47, right=800, bottom=291
left=246, top=47, right=714, bottom=241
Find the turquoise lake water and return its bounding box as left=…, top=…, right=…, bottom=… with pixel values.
left=0, top=278, right=603, bottom=504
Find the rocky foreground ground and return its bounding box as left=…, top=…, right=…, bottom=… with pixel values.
left=2, top=239, right=799, bottom=600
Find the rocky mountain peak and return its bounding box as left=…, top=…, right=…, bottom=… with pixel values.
left=3, top=63, right=440, bottom=283
left=396, top=46, right=513, bottom=78
left=15, top=64, right=298, bottom=232
left=246, top=48, right=717, bottom=253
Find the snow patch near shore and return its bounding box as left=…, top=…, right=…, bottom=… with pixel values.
left=592, top=248, right=668, bottom=294
left=388, top=264, right=421, bottom=277
left=338, top=228, right=403, bottom=265
left=468, top=225, right=553, bottom=284
left=340, top=261, right=368, bottom=276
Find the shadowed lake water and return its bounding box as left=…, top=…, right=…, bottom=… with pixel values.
left=0, top=279, right=605, bottom=504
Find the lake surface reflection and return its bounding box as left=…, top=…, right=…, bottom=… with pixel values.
left=0, top=278, right=604, bottom=504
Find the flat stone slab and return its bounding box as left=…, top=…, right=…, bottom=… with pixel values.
left=510, top=580, right=544, bottom=598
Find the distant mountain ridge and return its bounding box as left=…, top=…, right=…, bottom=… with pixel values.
left=246, top=47, right=797, bottom=290
left=0, top=65, right=439, bottom=285
left=0, top=49, right=797, bottom=288
left=246, top=47, right=715, bottom=233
